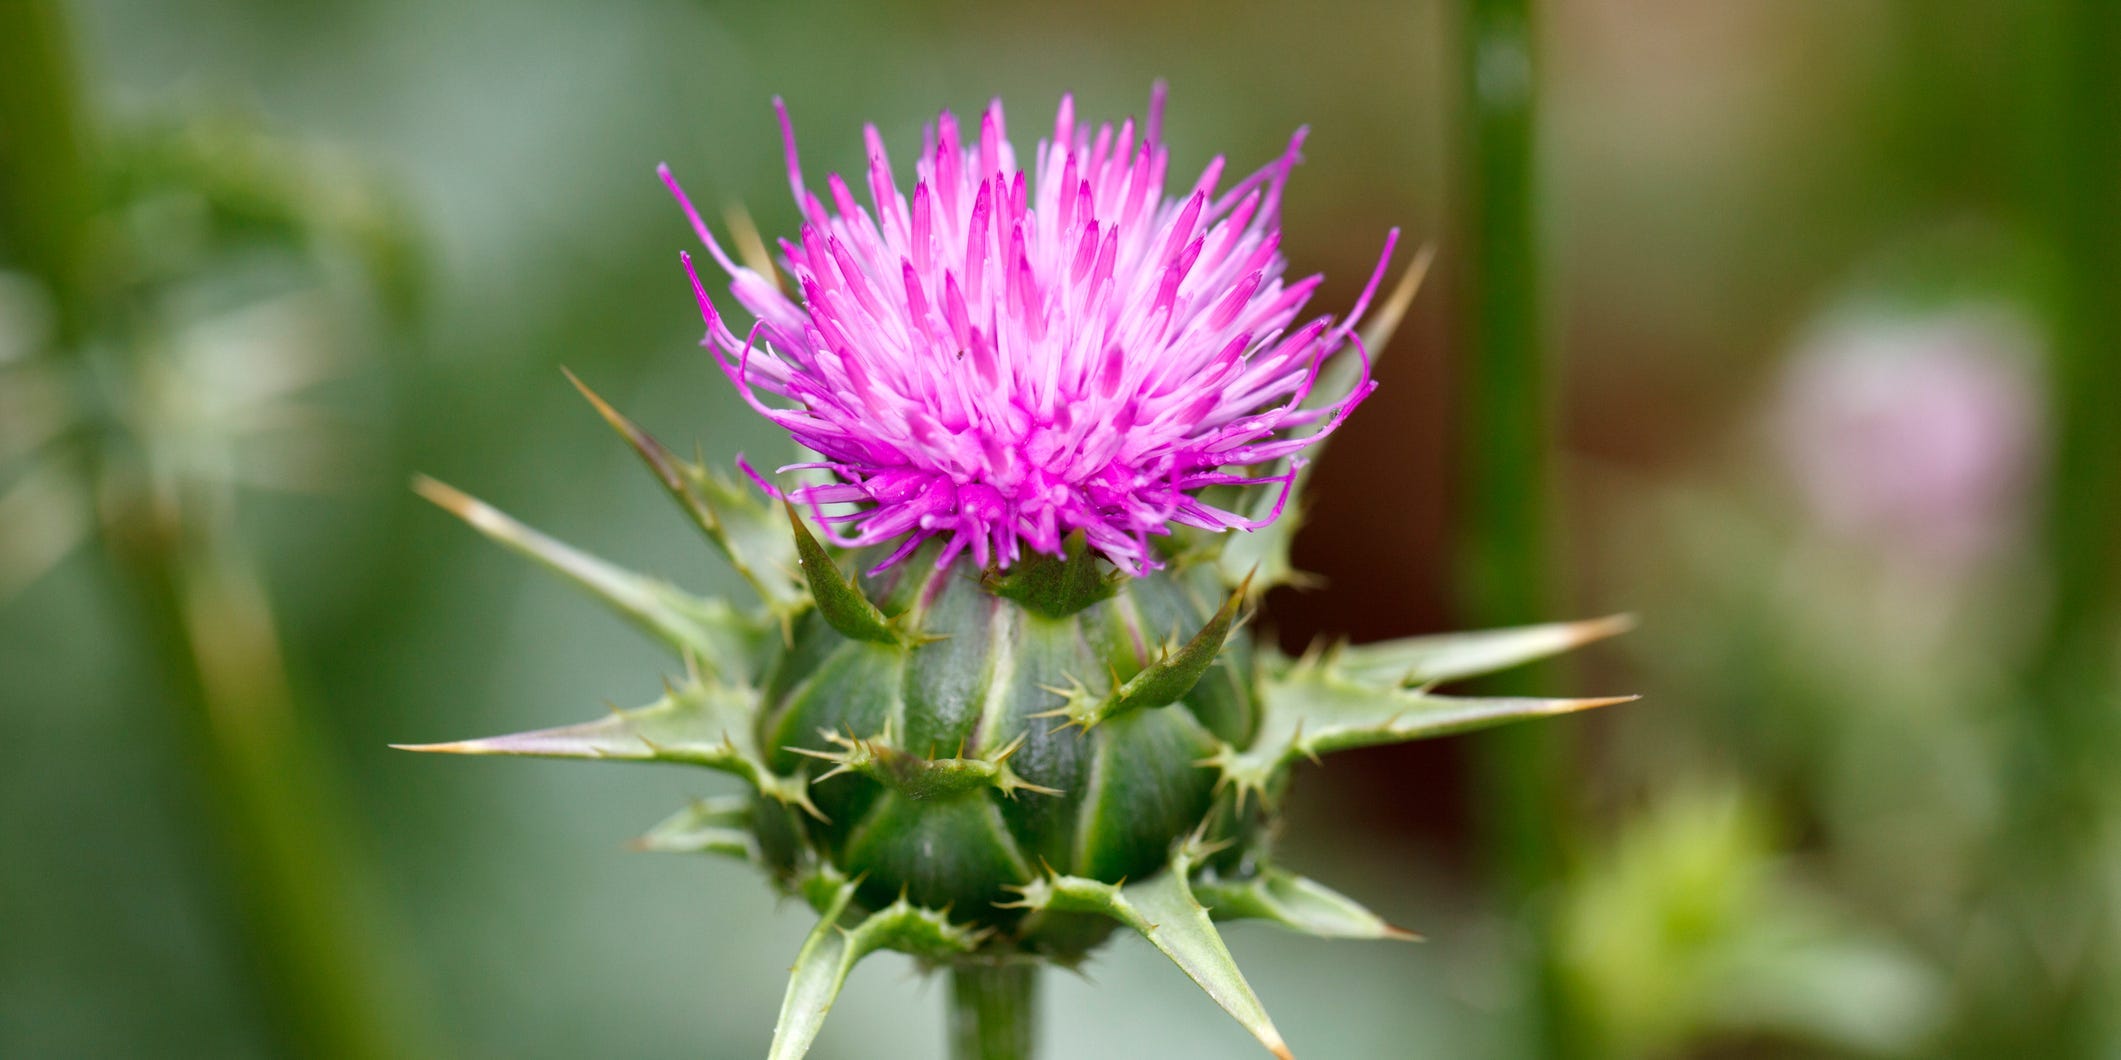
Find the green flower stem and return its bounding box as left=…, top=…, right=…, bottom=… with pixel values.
left=949, top=963, right=1039, bottom=1060
left=0, top=0, right=94, bottom=348
left=1979, top=0, right=2121, bottom=1052
left=1458, top=0, right=1558, bottom=888
left=1456, top=0, right=1579, bottom=1055
left=103, top=519, right=434, bottom=1060
left=2025, top=0, right=2121, bottom=700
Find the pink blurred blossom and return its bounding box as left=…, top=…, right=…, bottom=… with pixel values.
left=1774, top=308, right=2043, bottom=567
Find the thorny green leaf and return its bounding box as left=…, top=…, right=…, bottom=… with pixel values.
left=564, top=369, right=806, bottom=620
left=632, top=795, right=758, bottom=862
left=414, top=476, right=770, bottom=682
left=1328, top=615, right=1633, bottom=689
left=1209, top=638, right=1635, bottom=807
left=982, top=528, right=1120, bottom=618
left=792, top=727, right=1060, bottom=801
left=1003, top=838, right=1291, bottom=1058
left=786, top=502, right=904, bottom=646
left=768, top=880, right=988, bottom=1060
left=1035, top=578, right=1248, bottom=732
left=392, top=674, right=817, bottom=817
left=1194, top=865, right=1417, bottom=942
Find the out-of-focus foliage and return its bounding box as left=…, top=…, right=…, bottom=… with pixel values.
left=1556, top=786, right=1940, bottom=1058
left=1, top=19, right=433, bottom=1050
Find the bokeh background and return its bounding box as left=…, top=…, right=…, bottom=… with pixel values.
left=4, top=0, right=2118, bottom=1056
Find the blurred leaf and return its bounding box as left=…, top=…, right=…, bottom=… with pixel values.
left=0, top=456, right=91, bottom=601
left=109, top=108, right=427, bottom=321
left=0, top=357, right=72, bottom=463
left=1557, top=785, right=1944, bottom=1058
left=1711, top=928, right=1943, bottom=1056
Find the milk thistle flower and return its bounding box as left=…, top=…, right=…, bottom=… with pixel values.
left=662, top=84, right=1381, bottom=577
left=404, top=86, right=1631, bottom=1059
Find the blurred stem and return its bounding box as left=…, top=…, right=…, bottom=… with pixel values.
left=1456, top=0, right=1578, bottom=1055
left=949, top=963, right=1038, bottom=1060
left=1992, top=0, right=2121, bottom=1052
left=103, top=512, right=431, bottom=1060
left=0, top=0, right=95, bottom=347
left=1459, top=0, right=1555, bottom=886
left=2027, top=3, right=2121, bottom=676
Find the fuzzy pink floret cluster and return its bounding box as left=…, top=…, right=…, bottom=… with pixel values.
left=665, top=86, right=1394, bottom=575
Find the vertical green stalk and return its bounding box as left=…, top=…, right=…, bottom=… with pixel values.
left=103, top=519, right=432, bottom=1060
left=1458, top=0, right=1555, bottom=885
left=1992, top=0, right=2121, bottom=1053
left=1456, top=0, right=1576, bottom=1053
left=949, top=963, right=1038, bottom=1060
left=0, top=0, right=93, bottom=348
left=2026, top=3, right=2121, bottom=674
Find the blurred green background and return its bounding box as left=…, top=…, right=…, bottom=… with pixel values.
left=4, top=0, right=2117, bottom=1056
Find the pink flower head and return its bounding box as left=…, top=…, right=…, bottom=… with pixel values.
left=1775, top=306, right=2043, bottom=568
left=664, top=85, right=1395, bottom=575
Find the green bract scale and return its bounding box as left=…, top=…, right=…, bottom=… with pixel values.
left=768, top=525, right=1253, bottom=955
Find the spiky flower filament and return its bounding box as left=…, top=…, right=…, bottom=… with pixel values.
left=664, top=85, right=1397, bottom=575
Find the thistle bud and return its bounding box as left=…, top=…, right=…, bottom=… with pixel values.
left=403, top=87, right=1630, bottom=1058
